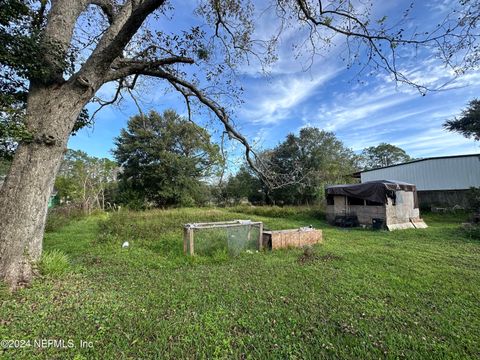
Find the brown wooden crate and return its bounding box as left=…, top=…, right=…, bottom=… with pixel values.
left=266, top=229, right=323, bottom=250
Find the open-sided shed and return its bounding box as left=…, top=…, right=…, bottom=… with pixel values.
left=325, top=180, right=427, bottom=230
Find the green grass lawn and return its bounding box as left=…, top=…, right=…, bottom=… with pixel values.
left=1, top=207, right=479, bottom=359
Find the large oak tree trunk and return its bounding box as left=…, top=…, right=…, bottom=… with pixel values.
left=0, top=84, right=89, bottom=290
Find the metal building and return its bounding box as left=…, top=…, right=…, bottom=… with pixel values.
left=357, top=154, right=480, bottom=208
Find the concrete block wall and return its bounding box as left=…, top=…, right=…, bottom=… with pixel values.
left=326, top=191, right=420, bottom=227
left=385, top=191, right=420, bottom=226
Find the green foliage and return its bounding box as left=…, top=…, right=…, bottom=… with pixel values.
left=444, top=98, right=480, bottom=141
left=229, top=204, right=323, bottom=219
left=361, top=142, right=412, bottom=169
left=0, top=112, right=33, bottom=159
left=267, top=127, right=359, bottom=205
left=39, top=250, right=70, bottom=277
left=45, top=204, right=85, bottom=232
left=113, top=110, right=222, bottom=207
left=1, top=208, right=480, bottom=358
left=462, top=224, right=480, bottom=240
left=0, top=1, right=91, bottom=159
left=0, top=1, right=48, bottom=152
left=71, top=108, right=92, bottom=136
left=467, top=186, right=480, bottom=211
left=215, top=166, right=265, bottom=205
left=55, top=149, right=118, bottom=213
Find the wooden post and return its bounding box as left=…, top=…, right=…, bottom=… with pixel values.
left=183, top=226, right=188, bottom=255
left=184, top=226, right=195, bottom=256
left=258, top=222, right=263, bottom=251
left=189, top=228, right=194, bottom=256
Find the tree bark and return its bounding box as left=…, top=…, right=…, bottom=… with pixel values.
left=0, top=84, right=88, bottom=290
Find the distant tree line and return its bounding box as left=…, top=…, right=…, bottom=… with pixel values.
left=6, top=109, right=422, bottom=209
left=55, top=150, right=118, bottom=214
left=361, top=143, right=412, bottom=169
left=47, top=97, right=480, bottom=210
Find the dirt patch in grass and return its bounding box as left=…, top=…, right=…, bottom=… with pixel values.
left=319, top=253, right=343, bottom=261
left=297, top=247, right=343, bottom=264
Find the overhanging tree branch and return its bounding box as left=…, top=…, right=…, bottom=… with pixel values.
left=291, top=0, right=478, bottom=92
left=139, top=68, right=258, bottom=167
left=104, top=56, right=195, bottom=82
left=76, top=0, right=167, bottom=85
left=110, top=65, right=304, bottom=188
left=90, top=0, right=117, bottom=23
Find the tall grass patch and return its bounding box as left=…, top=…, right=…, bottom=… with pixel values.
left=97, top=208, right=245, bottom=256
left=45, top=204, right=86, bottom=232
left=228, top=205, right=324, bottom=219
left=39, top=249, right=70, bottom=276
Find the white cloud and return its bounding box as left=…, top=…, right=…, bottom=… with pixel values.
left=310, top=82, right=412, bottom=132
left=393, top=128, right=478, bottom=157
left=240, top=67, right=340, bottom=124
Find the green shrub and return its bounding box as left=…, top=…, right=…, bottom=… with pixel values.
left=45, top=204, right=84, bottom=232
left=467, top=187, right=480, bottom=211
left=39, top=250, right=70, bottom=276
left=462, top=224, right=480, bottom=240
left=229, top=205, right=324, bottom=219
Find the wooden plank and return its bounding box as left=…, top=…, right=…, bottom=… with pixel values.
left=188, top=221, right=262, bottom=230
left=410, top=218, right=428, bottom=229
left=267, top=229, right=323, bottom=250
left=190, top=220, right=241, bottom=226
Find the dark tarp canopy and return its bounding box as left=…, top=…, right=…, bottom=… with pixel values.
left=326, top=180, right=418, bottom=208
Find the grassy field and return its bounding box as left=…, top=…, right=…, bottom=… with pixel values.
left=1, top=207, right=479, bottom=359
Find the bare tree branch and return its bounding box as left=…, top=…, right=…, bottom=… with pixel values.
left=110, top=64, right=302, bottom=188
left=105, top=56, right=195, bottom=82
left=90, top=0, right=117, bottom=23
left=76, top=0, right=167, bottom=88
left=90, top=80, right=124, bottom=120
left=121, top=66, right=262, bottom=176
left=289, top=0, right=479, bottom=92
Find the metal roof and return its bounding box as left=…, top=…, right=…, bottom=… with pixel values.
left=359, top=154, right=480, bottom=191
left=360, top=153, right=480, bottom=173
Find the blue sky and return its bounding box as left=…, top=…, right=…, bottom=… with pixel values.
left=69, top=0, right=479, bottom=169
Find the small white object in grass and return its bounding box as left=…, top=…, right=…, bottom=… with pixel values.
left=300, top=226, right=314, bottom=231
left=122, top=241, right=129, bottom=248
left=245, top=250, right=253, bottom=254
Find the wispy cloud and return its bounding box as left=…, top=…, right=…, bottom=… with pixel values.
left=394, top=128, right=478, bottom=157
left=72, top=0, right=480, bottom=164
left=240, top=66, right=340, bottom=125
